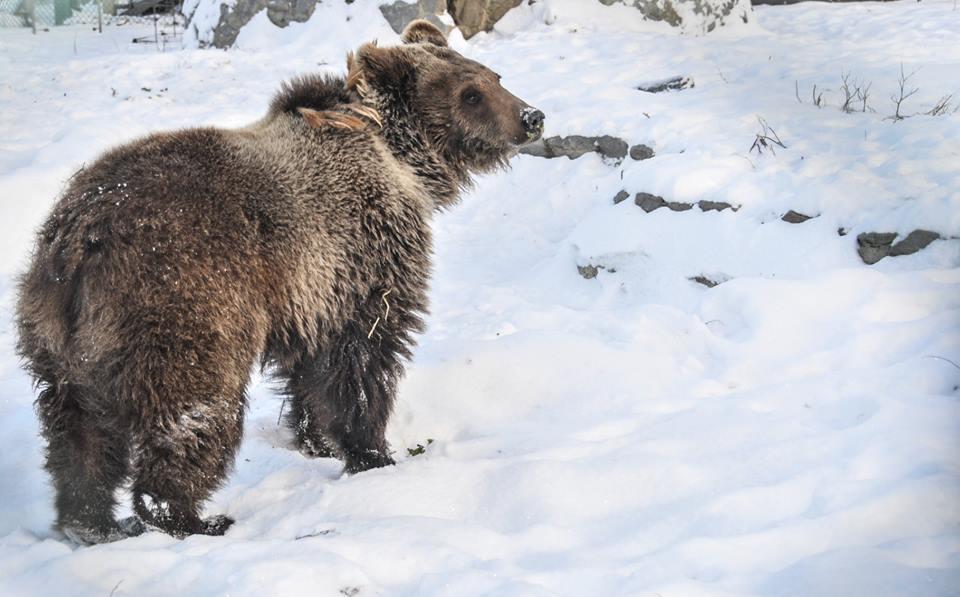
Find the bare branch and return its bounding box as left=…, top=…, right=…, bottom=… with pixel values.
left=812, top=83, right=825, bottom=107
left=840, top=71, right=856, bottom=113
left=859, top=81, right=873, bottom=112
left=889, top=63, right=919, bottom=121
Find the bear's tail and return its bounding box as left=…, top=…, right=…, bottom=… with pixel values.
left=15, top=221, right=91, bottom=381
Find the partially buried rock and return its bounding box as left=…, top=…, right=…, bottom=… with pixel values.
left=781, top=210, right=815, bottom=224
left=596, top=136, right=629, bottom=160
left=698, top=200, right=734, bottom=212
left=889, top=229, right=940, bottom=257
left=629, top=144, right=655, bottom=161
left=636, top=76, right=694, bottom=93
left=635, top=192, right=666, bottom=212
left=689, top=275, right=724, bottom=288
left=613, top=190, right=630, bottom=204
left=666, top=201, right=693, bottom=211
left=856, top=232, right=898, bottom=265
left=856, top=229, right=940, bottom=265
left=577, top=264, right=600, bottom=279
left=379, top=0, right=450, bottom=34
left=520, top=135, right=593, bottom=159
left=520, top=135, right=629, bottom=161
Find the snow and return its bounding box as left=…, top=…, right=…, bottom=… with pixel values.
left=183, top=0, right=238, bottom=47
left=231, top=1, right=397, bottom=52
left=1, top=1, right=959, bottom=595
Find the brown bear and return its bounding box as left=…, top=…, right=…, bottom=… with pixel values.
left=15, top=19, right=544, bottom=545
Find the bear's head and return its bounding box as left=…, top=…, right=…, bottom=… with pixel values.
left=347, top=20, right=545, bottom=177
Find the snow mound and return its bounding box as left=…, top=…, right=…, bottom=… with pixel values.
left=184, top=0, right=753, bottom=49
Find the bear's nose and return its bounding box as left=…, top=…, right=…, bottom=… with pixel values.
left=521, top=107, right=545, bottom=134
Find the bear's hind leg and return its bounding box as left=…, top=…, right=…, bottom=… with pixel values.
left=129, top=385, right=246, bottom=539
left=36, top=381, right=138, bottom=544
left=283, top=314, right=416, bottom=474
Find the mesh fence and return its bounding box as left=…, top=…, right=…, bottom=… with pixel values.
left=0, top=0, right=182, bottom=29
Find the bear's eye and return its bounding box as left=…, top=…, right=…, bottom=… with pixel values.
left=463, top=90, right=483, bottom=105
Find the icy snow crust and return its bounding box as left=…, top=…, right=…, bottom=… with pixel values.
left=1, top=1, right=959, bottom=595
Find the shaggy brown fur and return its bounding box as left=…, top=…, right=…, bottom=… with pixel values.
left=15, top=20, right=544, bottom=545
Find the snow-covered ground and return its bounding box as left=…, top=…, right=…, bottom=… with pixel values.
left=1, top=1, right=959, bottom=595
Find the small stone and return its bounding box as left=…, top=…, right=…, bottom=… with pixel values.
left=596, top=136, right=629, bottom=160
left=889, top=229, right=940, bottom=257
left=690, top=275, right=718, bottom=288
left=666, top=201, right=693, bottom=212
left=782, top=210, right=815, bottom=223
left=699, top=200, right=733, bottom=212
left=613, top=190, right=630, bottom=204
left=856, top=232, right=897, bottom=265
left=636, top=76, right=694, bottom=93
left=577, top=264, right=600, bottom=279
left=838, top=227, right=848, bottom=236
left=635, top=192, right=666, bottom=212
left=629, top=144, right=655, bottom=161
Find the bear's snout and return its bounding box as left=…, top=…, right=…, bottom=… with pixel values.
left=520, top=107, right=545, bottom=143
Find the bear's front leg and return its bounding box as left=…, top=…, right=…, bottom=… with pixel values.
left=283, top=289, right=424, bottom=473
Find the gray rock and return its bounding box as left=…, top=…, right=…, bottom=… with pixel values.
left=889, top=229, right=940, bottom=257
left=379, top=0, right=450, bottom=35
left=578, top=263, right=617, bottom=279
left=607, top=0, right=752, bottom=34
left=856, top=232, right=897, bottom=265
left=520, top=135, right=592, bottom=159
left=192, top=0, right=450, bottom=48
left=634, top=192, right=665, bottom=212
left=613, top=190, right=630, bottom=204
left=636, top=75, right=694, bottom=93
left=666, top=201, right=693, bottom=212
left=448, top=0, right=522, bottom=39
left=517, top=140, right=548, bottom=158
left=690, top=275, right=719, bottom=288
left=519, top=135, right=630, bottom=161
left=207, top=0, right=268, bottom=48
left=190, top=0, right=320, bottom=48
left=596, top=136, right=629, bottom=160
left=578, top=264, right=600, bottom=279
left=629, top=144, right=655, bottom=161
left=857, top=229, right=941, bottom=264
left=698, top=200, right=733, bottom=212
left=266, top=0, right=318, bottom=28
left=781, top=210, right=815, bottom=224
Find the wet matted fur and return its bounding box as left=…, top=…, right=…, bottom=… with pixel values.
left=15, top=20, right=544, bottom=545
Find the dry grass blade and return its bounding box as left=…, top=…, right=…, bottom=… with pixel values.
left=298, top=107, right=367, bottom=131
left=345, top=103, right=383, bottom=128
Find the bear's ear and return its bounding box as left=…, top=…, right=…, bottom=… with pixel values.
left=348, top=43, right=416, bottom=96
left=402, top=19, right=447, bottom=47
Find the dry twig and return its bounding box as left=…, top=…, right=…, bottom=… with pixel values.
left=749, top=117, right=787, bottom=155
